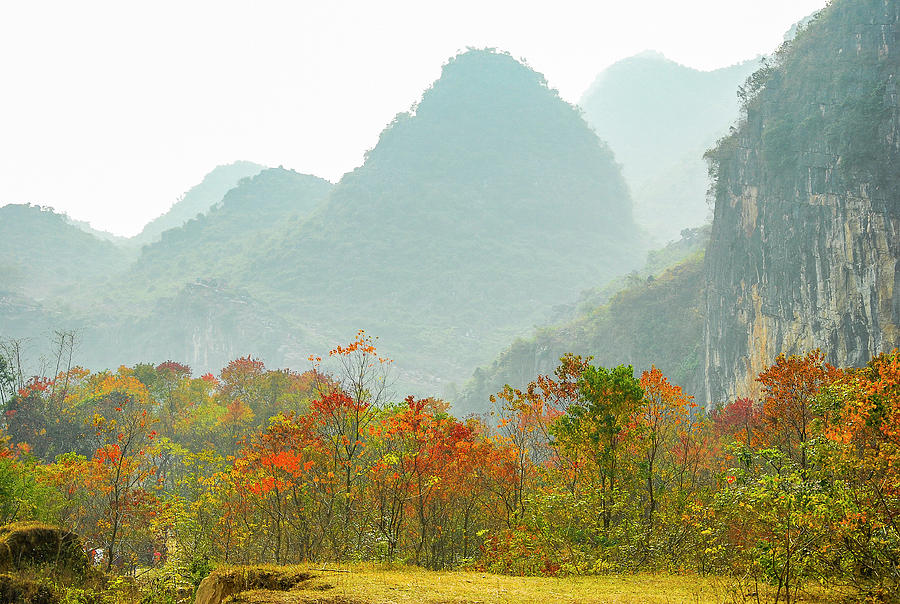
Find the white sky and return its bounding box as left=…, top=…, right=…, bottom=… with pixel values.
left=0, top=0, right=827, bottom=236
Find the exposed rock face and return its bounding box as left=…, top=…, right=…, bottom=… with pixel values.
left=704, top=0, right=900, bottom=402
left=83, top=280, right=315, bottom=374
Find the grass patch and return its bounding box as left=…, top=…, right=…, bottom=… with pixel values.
left=211, top=563, right=837, bottom=603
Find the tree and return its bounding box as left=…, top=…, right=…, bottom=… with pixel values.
left=0, top=355, right=15, bottom=407
left=553, top=363, right=643, bottom=534
left=757, top=351, right=839, bottom=472
left=86, top=369, right=160, bottom=571
left=309, top=331, right=393, bottom=541
left=637, top=366, right=695, bottom=542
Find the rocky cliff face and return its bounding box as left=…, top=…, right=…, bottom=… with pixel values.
left=704, top=0, right=900, bottom=402
left=80, top=280, right=315, bottom=373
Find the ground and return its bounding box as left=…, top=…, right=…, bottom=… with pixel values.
left=199, top=564, right=837, bottom=604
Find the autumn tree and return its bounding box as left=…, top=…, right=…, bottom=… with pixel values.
left=86, top=369, right=161, bottom=570
left=757, top=350, right=839, bottom=472
left=309, top=330, right=393, bottom=538
left=487, top=354, right=587, bottom=526
left=821, top=350, right=900, bottom=595
left=636, top=366, right=696, bottom=542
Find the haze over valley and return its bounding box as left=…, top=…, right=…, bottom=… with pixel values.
left=4, top=1, right=900, bottom=601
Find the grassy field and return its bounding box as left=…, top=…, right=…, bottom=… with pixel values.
left=211, top=564, right=837, bottom=604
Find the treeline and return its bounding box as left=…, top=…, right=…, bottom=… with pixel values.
left=1, top=333, right=899, bottom=601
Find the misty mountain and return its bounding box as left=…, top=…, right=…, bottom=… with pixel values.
left=238, top=49, right=645, bottom=389
left=131, top=160, right=265, bottom=247
left=0, top=204, right=132, bottom=301
left=580, top=51, right=758, bottom=243
left=3, top=50, right=646, bottom=393
left=124, top=167, right=332, bottom=303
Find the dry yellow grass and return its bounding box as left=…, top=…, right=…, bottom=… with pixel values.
left=222, top=564, right=837, bottom=604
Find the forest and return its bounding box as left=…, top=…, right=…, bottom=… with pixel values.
left=0, top=331, right=899, bottom=602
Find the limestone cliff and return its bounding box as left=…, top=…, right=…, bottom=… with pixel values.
left=704, top=0, right=900, bottom=402
left=86, top=280, right=316, bottom=373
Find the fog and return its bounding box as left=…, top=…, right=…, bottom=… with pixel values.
left=0, top=0, right=825, bottom=236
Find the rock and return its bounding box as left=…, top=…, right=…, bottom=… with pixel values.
left=0, top=523, right=87, bottom=573
left=703, top=0, right=900, bottom=401
left=194, top=567, right=315, bottom=604
left=194, top=573, right=235, bottom=604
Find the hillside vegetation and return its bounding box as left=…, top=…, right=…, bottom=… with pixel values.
left=237, top=49, right=644, bottom=387
left=457, top=228, right=707, bottom=415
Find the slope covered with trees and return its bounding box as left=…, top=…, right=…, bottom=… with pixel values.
left=0, top=204, right=133, bottom=301
left=131, top=161, right=265, bottom=246
left=456, top=229, right=707, bottom=415
left=240, top=49, right=645, bottom=387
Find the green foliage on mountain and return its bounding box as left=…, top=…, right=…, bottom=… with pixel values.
left=125, top=167, right=332, bottom=304
left=456, top=233, right=707, bottom=415
left=707, top=1, right=897, bottom=196
left=240, top=49, right=644, bottom=388
left=0, top=204, right=132, bottom=300
left=580, top=52, right=757, bottom=242
left=132, top=160, right=264, bottom=246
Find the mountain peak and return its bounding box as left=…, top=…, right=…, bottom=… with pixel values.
left=132, top=161, right=265, bottom=246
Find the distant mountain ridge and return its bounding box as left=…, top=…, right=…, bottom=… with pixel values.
left=132, top=160, right=265, bottom=246
left=580, top=52, right=758, bottom=243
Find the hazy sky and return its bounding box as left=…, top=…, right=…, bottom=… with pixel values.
left=0, top=0, right=827, bottom=236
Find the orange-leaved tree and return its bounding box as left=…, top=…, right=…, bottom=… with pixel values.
left=86, top=368, right=160, bottom=571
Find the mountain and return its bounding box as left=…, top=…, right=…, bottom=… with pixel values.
left=240, top=49, right=645, bottom=390
left=5, top=50, right=644, bottom=389
left=455, top=229, right=707, bottom=415
left=580, top=52, right=758, bottom=243
left=125, top=167, right=332, bottom=304
left=703, top=0, right=900, bottom=402
left=0, top=204, right=133, bottom=301
left=57, top=167, right=334, bottom=371
left=131, top=161, right=265, bottom=246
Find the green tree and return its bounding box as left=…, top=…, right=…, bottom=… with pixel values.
left=553, top=364, right=643, bottom=534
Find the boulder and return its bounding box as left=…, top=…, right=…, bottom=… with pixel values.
left=194, top=567, right=315, bottom=604
left=0, top=523, right=87, bottom=573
